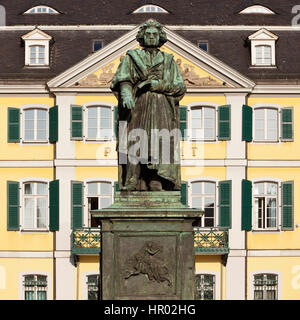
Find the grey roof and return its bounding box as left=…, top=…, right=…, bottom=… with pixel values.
left=0, top=1, right=300, bottom=84
left=0, top=0, right=299, bottom=26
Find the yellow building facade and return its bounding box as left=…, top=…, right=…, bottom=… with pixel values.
left=1, top=22, right=300, bottom=301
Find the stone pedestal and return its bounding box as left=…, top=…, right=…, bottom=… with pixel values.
left=93, top=191, right=202, bottom=300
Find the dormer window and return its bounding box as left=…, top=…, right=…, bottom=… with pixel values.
left=239, top=5, right=275, bottom=14
left=24, top=6, right=59, bottom=14
left=21, top=29, right=52, bottom=67
left=133, top=5, right=168, bottom=13
left=248, top=29, right=278, bottom=67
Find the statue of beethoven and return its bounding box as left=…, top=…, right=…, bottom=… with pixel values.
left=111, top=20, right=186, bottom=191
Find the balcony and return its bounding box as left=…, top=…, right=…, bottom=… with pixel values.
left=72, top=227, right=229, bottom=256
left=194, top=227, right=229, bottom=255
left=72, top=228, right=101, bottom=255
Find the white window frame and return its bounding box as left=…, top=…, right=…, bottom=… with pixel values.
left=195, top=270, right=220, bottom=300
left=29, top=45, right=46, bottom=65
left=24, top=6, right=59, bottom=14
left=255, top=45, right=272, bottom=66
left=253, top=107, right=279, bottom=142
left=188, top=177, right=219, bottom=229
left=19, top=104, right=51, bottom=144
left=19, top=271, right=52, bottom=300
left=133, top=5, right=168, bottom=13
left=249, top=29, right=278, bottom=67
left=82, top=102, right=115, bottom=142
left=19, top=178, right=51, bottom=232
left=81, top=271, right=100, bottom=300
left=251, top=178, right=282, bottom=232
left=187, top=102, right=218, bottom=142
left=249, top=271, right=282, bottom=300
left=22, top=29, right=52, bottom=67
left=83, top=178, right=115, bottom=228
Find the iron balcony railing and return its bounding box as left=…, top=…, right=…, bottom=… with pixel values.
left=194, top=227, right=229, bottom=254
left=72, top=228, right=101, bottom=255
left=72, top=227, right=229, bottom=255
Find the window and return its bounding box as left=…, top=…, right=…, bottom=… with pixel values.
left=87, top=275, right=100, bottom=300
left=23, top=275, right=47, bottom=300
left=248, top=29, right=277, bottom=67
left=133, top=5, right=168, bottom=13
left=23, top=182, right=48, bottom=230
left=198, top=41, right=208, bottom=52
left=191, top=181, right=215, bottom=227
left=190, top=107, right=215, bottom=140
left=29, top=46, right=45, bottom=65
left=196, top=274, right=215, bottom=300
left=87, top=182, right=112, bottom=227
left=254, top=108, right=278, bottom=141
left=24, top=109, right=47, bottom=141
left=254, top=182, right=278, bottom=230
left=24, top=6, right=59, bottom=14
left=87, top=106, right=112, bottom=140
left=254, top=274, right=278, bottom=300
left=255, top=45, right=271, bottom=65
left=93, top=41, right=103, bottom=52
left=240, top=5, right=275, bottom=14
left=21, top=29, right=52, bottom=67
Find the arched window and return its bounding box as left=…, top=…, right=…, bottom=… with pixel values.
left=240, top=5, right=275, bottom=14
left=23, top=182, right=48, bottom=229
left=191, top=181, right=216, bottom=227
left=255, top=45, right=272, bottom=65
left=196, top=274, right=215, bottom=300
left=87, top=106, right=112, bottom=140
left=86, top=274, right=100, bottom=300
left=24, top=6, right=59, bottom=14
left=253, top=182, right=278, bottom=229
left=254, top=273, right=278, bottom=300
left=87, top=181, right=112, bottom=227
left=24, top=108, right=47, bottom=141
left=254, top=108, right=278, bottom=141
left=190, top=106, right=216, bottom=140
left=133, top=5, right=168, bottom=13
left=23, top=274, right=48, bottom=300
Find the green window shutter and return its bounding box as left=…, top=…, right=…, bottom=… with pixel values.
left=7, top=181, right=20, bottom=230
left=49, top=180, right=59, bottom=231
left=114, top=106, right=118, bottom=140
left=8, top=108, right=20, bottom=142
left=218, top=105, right=231, bottom=141
left=49, top=105, right=58, bottom=143
left=114, top=181, right=119, bottom=193
left=71, top=105, right=83, bottom=140
left=242, top=105, right=253, bottom=142
left=218, top=180, right=232, bottom=228
left=241, top=179, right=252, bottom=231
left=181, top=182, right=188, bottom=205
left=282, top=181, right=294, bottom=230
left=72, top=181, right=83, bottom=230
left=281, top=107, right=293, bottom=141
left=179, top=106, right=187, bottom=140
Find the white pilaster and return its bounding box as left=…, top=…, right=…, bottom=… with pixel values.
left=225, top=93, right=247, bottom=159
left=55, top=94, right=76, bottom=159
left=225, top=255, right=245, bottom=300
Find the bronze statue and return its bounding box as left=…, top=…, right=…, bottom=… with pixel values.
left=111, top=20, right=186, bottom=191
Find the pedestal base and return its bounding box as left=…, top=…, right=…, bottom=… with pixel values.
left=93, top=191, right=203, bottom=300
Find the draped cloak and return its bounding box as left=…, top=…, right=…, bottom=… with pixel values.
left=110, top=48, right=186, bottom=189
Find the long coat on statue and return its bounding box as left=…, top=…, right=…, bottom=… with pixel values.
left=111, top=48, right=186, bottom=190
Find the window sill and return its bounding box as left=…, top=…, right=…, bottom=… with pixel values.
left=251, top=140, right=280, bottom=144
left=251, top=229, right=281, bottom=233
left=20, top=229, right=50, bottom=233
left=21, top=140, right=49, bottom=144
left=23, top=65, right=50, bottom=69
left=84, top=138, right=115, bottom=143
left=249, top=65, right=277, bottom=69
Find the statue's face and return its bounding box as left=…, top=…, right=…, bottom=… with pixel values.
left=143, top=27, right=160, bottom=47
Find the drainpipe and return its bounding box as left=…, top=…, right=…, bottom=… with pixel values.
left=53, top=137, right=57, bottom=300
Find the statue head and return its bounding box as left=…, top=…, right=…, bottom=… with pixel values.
left=136, top=19, right=167, bottom=48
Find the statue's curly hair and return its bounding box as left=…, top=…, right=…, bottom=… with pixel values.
left=136, top=19, right=167, bottom=47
